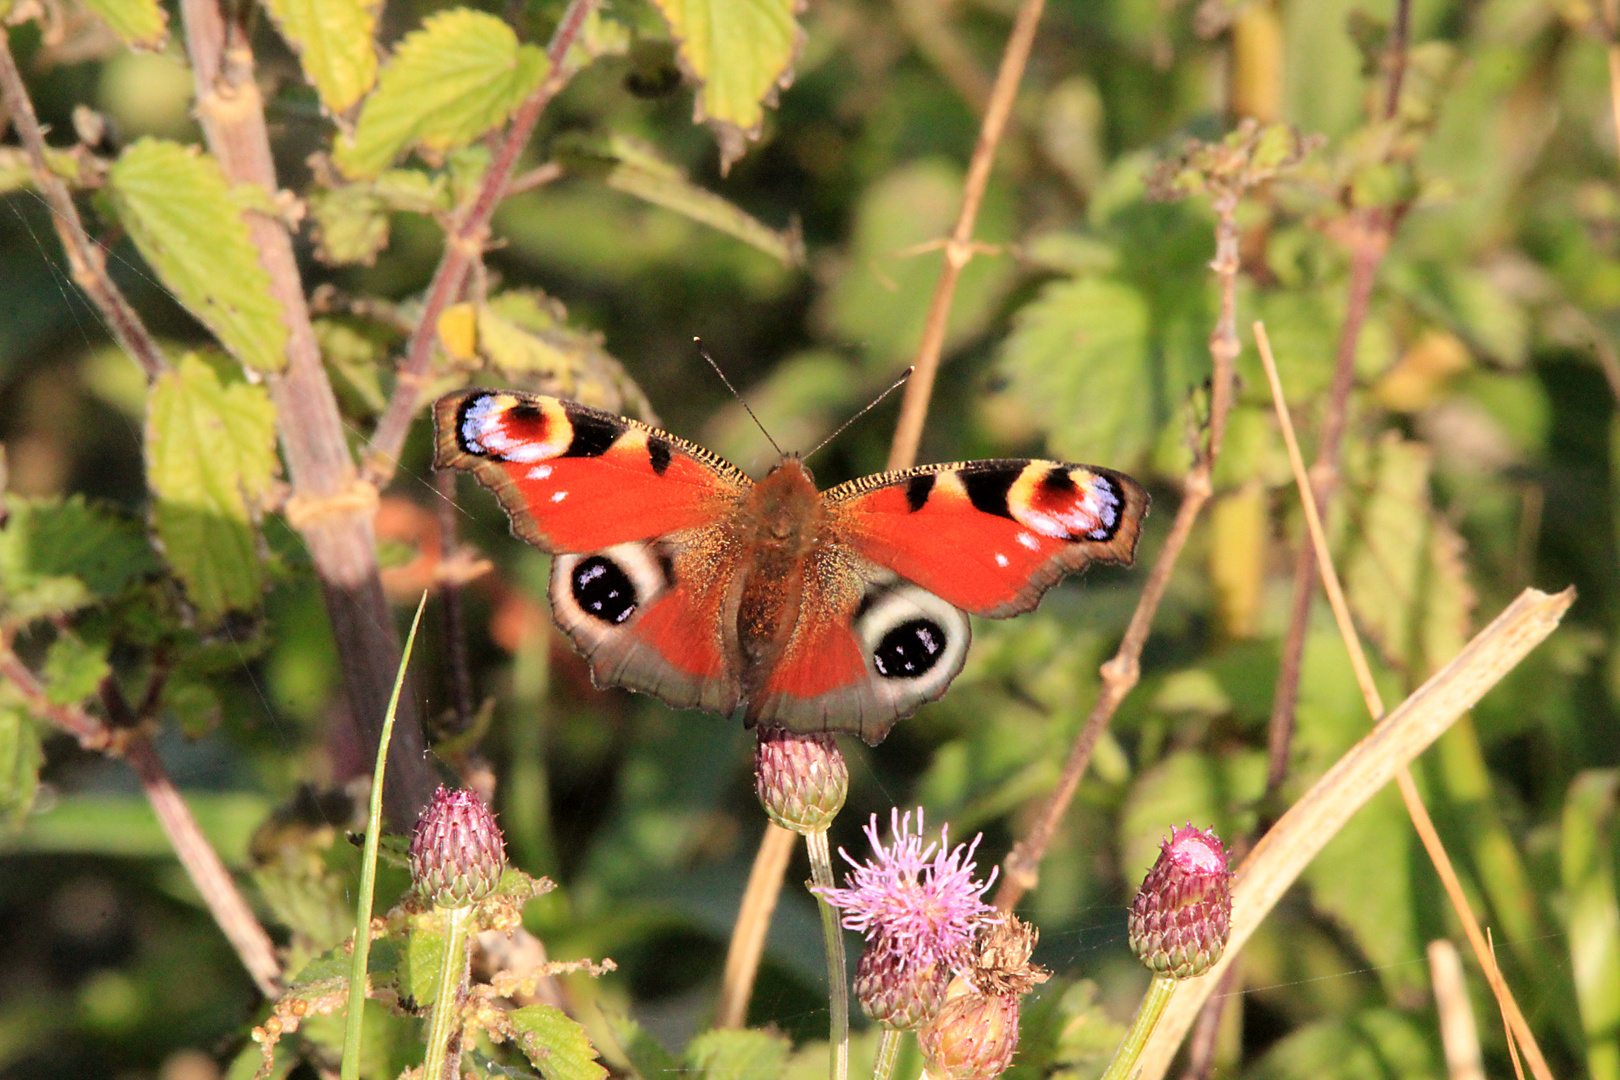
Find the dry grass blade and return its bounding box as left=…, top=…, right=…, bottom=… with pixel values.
left=1428, top=940, right=1485, bottom=1080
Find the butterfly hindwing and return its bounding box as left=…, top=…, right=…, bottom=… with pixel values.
left=826, top=459, right=1150, bottom=617
left=433, top=389, right=750, bottom=553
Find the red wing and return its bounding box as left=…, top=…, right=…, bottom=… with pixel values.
left=825, top=460, right=1150, bottom=618
left=433, top=389, right=749, bottom=553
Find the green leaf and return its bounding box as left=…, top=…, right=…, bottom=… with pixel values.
left=0, top=706, right=41, bottom=831
left=334, top=10, right=549, bottom=180
left=556, top=134, right=802, bottom=264
left=1562, top=770, right=1620, bottom=1080
left=686, top=1029, right=790, bottom=1080
left=648, top=0, right=800, bottom=170
left=508, top=1005, right=609, bottom=1080
left=107, top=139, right=288, bottom=373
left=603, top=1012, right=679, bottom=1080
left=81, top=0, right=168, bottom=49
left=145, top=355, right=279, bottom=625
left=0, top=496, right=160, bottom=624
left=1341, top=434, right=1476, bottom=680
left=162, top=678, right=222, bottom=737
left=41, top=635, right=110, bottom=707
left=260, top=0, right=378, bottom=112
left=399, top=916, right=448, bottom=1005
left=998, top=276, right=1158, bottom=468
left=307, top=184, right=391, bottom=266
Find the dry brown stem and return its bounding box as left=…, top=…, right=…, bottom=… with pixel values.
left=714, top=822, right=797, bottom=1028
left=0, top=28, right=167, bottom=380
left=363, top=0, right=600, bottom=488
left=1429, top=940, right=1486, bottom=1080
left=0, top=634, right=282, bottom=997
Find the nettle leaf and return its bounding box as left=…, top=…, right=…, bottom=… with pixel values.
left=42, top=635, right=111, bottom=707
left=507, top=1005, right=609, bottom=1080
left=686, top=1028, right=791, bottom=1080
left=0, top=496, right=160, bottom=624
left=260, top=0, right=379, bottom=113
left=0, top=706, right=42, bottom=831
left=556, top=134, right=802, bottom=264
left=82, top=0, right=168, bottom=49
left=108, top=139, right=288, bottom=373
left=334, top=10, right=549, bottom=180
left=650, top=0, right=801, bottom=170
left=145, top=355, right=279, bottom=625
left=1341, top=434, right=1476, bottom=680
left=998, top=276, right=1158, bottom=468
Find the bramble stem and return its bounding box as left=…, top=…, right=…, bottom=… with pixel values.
left=807, top=829, right=850, bottom=1080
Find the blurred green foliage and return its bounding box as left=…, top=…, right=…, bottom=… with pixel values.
left=0, top=0, right=1619, bottom=1079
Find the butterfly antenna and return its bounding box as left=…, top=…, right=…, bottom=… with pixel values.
left=695, top=338, right=784, bottom=458
left=803, top=366, right=915, bottom=463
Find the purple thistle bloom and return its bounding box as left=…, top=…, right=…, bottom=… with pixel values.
left=816, top=808, right=999, bottom=975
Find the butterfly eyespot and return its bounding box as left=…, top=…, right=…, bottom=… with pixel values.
left=572, top=555, right=639, bottom=625
left=872, top=618, right=948, bottom=678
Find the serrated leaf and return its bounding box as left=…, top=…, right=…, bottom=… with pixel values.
left=0, top=497, right=160, bottom=624
left=508, top=1005, right=609, bottom=1080
left=1562, top=770, right=1620, bottom=1080
left=477, top=305, right=575, bottom=380
left=998, top=276, right=1158, bottom=468
left=0, top=706, right=42, bottom=831
left=260, top=0, right=378, bottom=112
left=399, top=918, right=448, bottom=1005
left=685, top=1027, right=790, bottom=1080
left=556, top=134, right=802, bottom=264
left=1341, top=434, right=1476, bottom=680
left=650, top=0, right=800, bottom=170
left=145, top=355, right=279, bottom=625
left=334, top=10, right=549, bottom=180
left=82, top=0, right=168, bottom=49
left=42, top=635, right=110, bottom=706
left=108, top=140, right=288, bottom=373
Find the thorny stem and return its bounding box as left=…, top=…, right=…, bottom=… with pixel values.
left=1100, top=976, right=1178, bottom=1080
left=0, top=29, right=167, bottom=380
left=806, top=829, right=850, bottom=1080
left=0, top=636, right=282, bottom=997
left=885, top=0, right=1048, bottom=472
left=995, top=192, right=1244, bottom=912
left=872, top=1027, right=903, bottom=1080
left=422, top=905, right=474, bottom=1080
left=178, top=0, right=437, bottom=829
left=363, top=0, right=600, bottom=488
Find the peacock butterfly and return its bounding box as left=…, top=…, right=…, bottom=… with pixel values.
left=433, top=388, right=1150, bottom=744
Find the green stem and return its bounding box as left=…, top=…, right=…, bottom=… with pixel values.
left=422, top=904, right=474, bottom=1080
left=806, top=829, right=849, bottom=1080
left=872, top=1027, right=903, bottom=1080
left=341, top=593, right=428, bottom=1080
left=1100, top=975, right=1178, bottom=1080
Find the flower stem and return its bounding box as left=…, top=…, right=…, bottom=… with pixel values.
left=422, top=905, right=474, bottom=1080
left=1100, top=975, right=1176, bottom=1080
left=872, top=1027, right=903, bottom=1080
left=806, top=829, right=849, bottom=1080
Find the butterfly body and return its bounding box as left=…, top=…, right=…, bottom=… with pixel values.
left=434, top=388, right=1150, bottom=743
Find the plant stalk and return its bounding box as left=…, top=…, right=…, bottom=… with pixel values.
left=807, top=829, right=850, bottom=1080
left=872, top=1027, right=903, bottom=1080
left=422, top=905, right=474, bottom=1080
left=1101, top=976, right=1177, bottom=1080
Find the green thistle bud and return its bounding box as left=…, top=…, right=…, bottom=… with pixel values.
left=1127, top=824, right=1231, bottom=979
left=408, top=786, right=506, bottom=909
left=754, top=726, right=847, bottom=833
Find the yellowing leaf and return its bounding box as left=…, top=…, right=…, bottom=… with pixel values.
left=108, top=140, right=288, bottom=373
left=438, top=303, right=480, bottom=362
left=650, top=0, right=801, bottom=170
left=81, top=0, right=168, bottom=49
left=334, top=10, right=549, bottom=180
left=260, top=0, right=378, bottom=112
left=145, top=355, right=279, bottom=625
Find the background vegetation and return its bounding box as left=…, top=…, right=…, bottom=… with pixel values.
left=0, top=0, right=1617, bottom=1078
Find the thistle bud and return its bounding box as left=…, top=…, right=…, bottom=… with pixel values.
left=917, top=983, right=1021, bottom=1080
left=754, top=726, right=847, bottom=833
left=408, top=786, right=506, bottom=909
left=853, top=948, right=949, bottom=1031
left=1127, top=824, right=1231, bottom=979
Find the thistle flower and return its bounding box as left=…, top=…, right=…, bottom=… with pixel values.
left=1127, top=824, right=1231, bottom=979
left=408, top=786, right=506, bottom=909
left=754, top=726, right=848, bottom=833
left=814, top=809, right=998, bottom=1029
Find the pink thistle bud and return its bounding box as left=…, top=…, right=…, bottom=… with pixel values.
left=1127, top=824, right=1231, bottom=979
left=409, top=786, right=506, bottom=909
left=754, top=726, right=848, bottom=833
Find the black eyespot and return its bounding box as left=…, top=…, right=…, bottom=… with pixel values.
left=572, top=556, right=638, bottom=625
left=872, top=618, right=947, bottom=679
